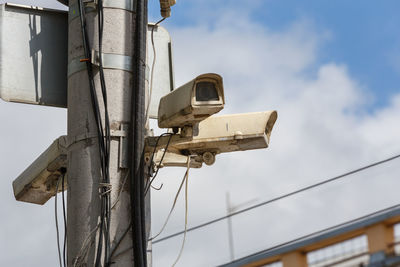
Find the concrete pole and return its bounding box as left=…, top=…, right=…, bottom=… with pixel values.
left=67, top=0, right=148, bottom=265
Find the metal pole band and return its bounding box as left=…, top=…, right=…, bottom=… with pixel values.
left=68, top=52, right=134, bottom=77
left=69, top=0, right=136, bottom=23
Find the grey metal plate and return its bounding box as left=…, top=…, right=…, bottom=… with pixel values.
left=0, top=3, right=174, bottom=115
left=0, top=3, right=68, bottom=107
left=147, top=24, right=174, bottom=119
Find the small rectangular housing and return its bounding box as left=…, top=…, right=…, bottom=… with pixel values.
left=172, top=111, right=278, bottom=154
left=158, top=73, right=225, bottom=128
left=12, top=136, right=68, bottom=205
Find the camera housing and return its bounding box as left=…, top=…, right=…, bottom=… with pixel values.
left=12, top=136, right=67, bottom=205
left=146, top=111, right=277, bottom=167
left=173, top=111, right=277, bottom=154
left=158, top=73, right=225, bottom=129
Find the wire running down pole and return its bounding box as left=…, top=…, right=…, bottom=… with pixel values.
left=130, top=0, right=149, bottom=266
left=67, top=0, right=140, bottom=265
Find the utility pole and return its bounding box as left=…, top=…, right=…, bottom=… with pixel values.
left=226, top=193, right=258, bottom=262
left=226, top=192, right=235, bottom=262
left=67, top=0, right=148, bottom=265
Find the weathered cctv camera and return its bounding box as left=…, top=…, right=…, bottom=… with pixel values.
left=173, top=111, right=277, bottom=155
left=12, top=136, right=67, bottom=205
left=146, top=111, right=277, bottom=167
left=158, top=73, right=225, bottom=129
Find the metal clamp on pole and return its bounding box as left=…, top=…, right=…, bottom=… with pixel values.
left=69, top=0, right=135, bottom=22
left=86, top=0, right=136, bottom=11
left=110, top=124, right=129, bottom=169
left=101, top=0, right=135, bottom=12
left=68, top=51, right=133, bottom=77
left=91, top=50, right=133, bottom=72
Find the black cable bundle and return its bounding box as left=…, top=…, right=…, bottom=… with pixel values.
left=77, top=0, right=149, bottom=265
left=130, top=0, right=149, bottom=266
left=77, top=0, right=111, bottom=266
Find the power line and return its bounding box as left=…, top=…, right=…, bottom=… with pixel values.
left=153, top=153, right=400, bottom=244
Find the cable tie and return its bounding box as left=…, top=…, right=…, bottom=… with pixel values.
left=99, top=182, right=112, bottom=188
left=100, top=189, right=112, bottom=196
left=99, top=183, right=112, bottom=196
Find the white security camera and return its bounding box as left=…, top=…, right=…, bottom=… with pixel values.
left=146, top=111, right=277, bottom=166
left=158, top=73, right=225, bottom=129
left=173, top=111, right=277, bottom=154
left=12, top=136, right=67, bottom=205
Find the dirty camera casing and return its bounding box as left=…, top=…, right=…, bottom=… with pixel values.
left=146, top=111, right=278, bottom=168
left=172, top=111, right=278, bottom=155
left=12, top=136, right=68, bottom=205
left=158, top=73, right=225, bottom=129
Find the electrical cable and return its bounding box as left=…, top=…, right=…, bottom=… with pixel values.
left=109, top=221, right=132, bottom=262
left=130, top=0, right=148, bottom=265
left=150, top=160, right=189, bottom=241
left=172, top=157, right=190, bottom=267
left=77, top=0, right=111, bottom=265
left=55, top=176, right=63, bottom=267
left=145, top=17, right=166, bottom=122
left=150, top=183, right=163, bottom=191
left=146, top=132, right=173, bottom=177
left=110, top=156, right=191, bottom=262
left=145, top=133, right=174, bottom=195
left=61, top=171, right=67, bottom=267
left=73, top=224, right=100, bottom=267
left=95, top=0, right=112, bottom=265
left=152, top=153, right=400, bottom=244
left=111, top=170, right=130, bottom=210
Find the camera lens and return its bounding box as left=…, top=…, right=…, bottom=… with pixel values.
left=195, top=82, right=219, bottom=102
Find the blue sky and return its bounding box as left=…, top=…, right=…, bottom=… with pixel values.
left=149, top=0, right=400, bottom=110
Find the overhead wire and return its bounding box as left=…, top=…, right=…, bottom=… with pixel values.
left=149, top=158, right=190, bottom=241
left=171, top=156, right=190, bottom=267
left=152, top=153, right=400, bottom=244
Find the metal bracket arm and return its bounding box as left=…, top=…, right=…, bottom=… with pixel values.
left=145, top=151, right=203, bottom=169
left=144, top=134, right=192, bottom=154
left=111, top=124, right=129, bottom=169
